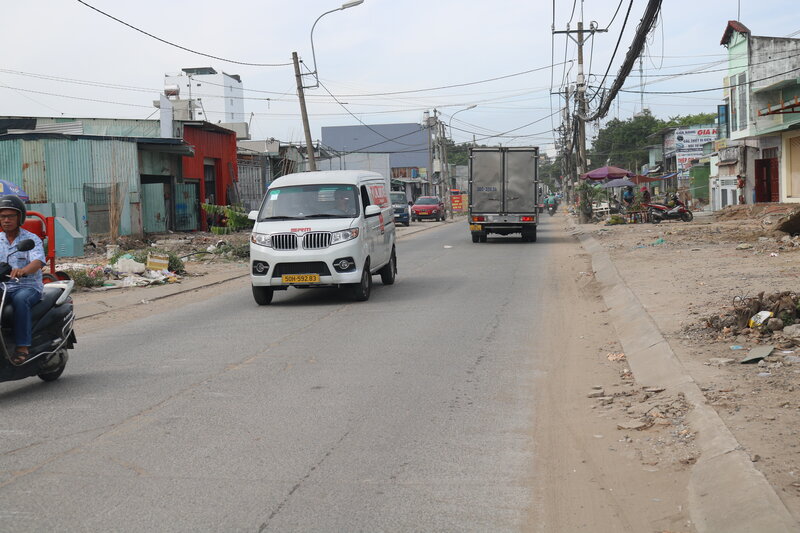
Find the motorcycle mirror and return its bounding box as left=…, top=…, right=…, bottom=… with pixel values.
left=16, top=239, right=35, bottom=252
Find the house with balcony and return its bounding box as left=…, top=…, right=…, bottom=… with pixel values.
left=720, top=20, right=800, bottom=204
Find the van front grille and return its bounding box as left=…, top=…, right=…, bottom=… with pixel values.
left=272, top=233, right=298, bottom=250
left=303, top=232, right=331, bottom=250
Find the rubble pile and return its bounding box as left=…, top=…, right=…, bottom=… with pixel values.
left=699, top=290, right=800, bottom=340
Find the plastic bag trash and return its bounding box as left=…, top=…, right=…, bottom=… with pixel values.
left=650, top=238, right=665, bottom=246
left=748, top=310, right=774, bottom=329
left=113, top=257, right=146, bottom=274
left=730, top=345, right=745, bottom=350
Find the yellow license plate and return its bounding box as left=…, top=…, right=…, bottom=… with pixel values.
left=469, top=224, right=482, bottom=231
left=281, top=274, right=320, bottom=283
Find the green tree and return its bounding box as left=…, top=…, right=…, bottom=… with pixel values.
left=663, top=112, right=717, bottom=128
left=588, top=110, right=664, bottom=173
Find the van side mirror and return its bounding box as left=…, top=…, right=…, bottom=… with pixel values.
left=248, top=210, right=258, bottom=221
left=364, top=205, right=381, bottom=217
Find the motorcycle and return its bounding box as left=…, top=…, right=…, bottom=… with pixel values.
left=547, top=203, right=557, bottom=216
left=645, top=196, right=693, bottom=223
left=0, top=239, right=76, bottom=384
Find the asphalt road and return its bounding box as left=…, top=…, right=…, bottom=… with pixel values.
left=0, top=219, right=557, bottom=532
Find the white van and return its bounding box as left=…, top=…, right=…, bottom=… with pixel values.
left=248, top=170, right=397, bottom=305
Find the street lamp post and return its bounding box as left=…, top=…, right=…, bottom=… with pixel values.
left=294, top=0, right=364, bottom=172
left=445, top=105, right=477, bottom=217
left=308, top=0, right=364, bottom=88
left=448, top=104, right=477, bottom=141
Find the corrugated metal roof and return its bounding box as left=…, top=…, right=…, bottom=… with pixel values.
left=7, top=121, right=84, bottom=135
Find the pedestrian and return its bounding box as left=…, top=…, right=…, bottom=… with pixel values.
left=737, top=174, right=746, bottom=205
left=0, top=195, right=45, bottom=364
left=640, top=186, right=651, bottom=204
left=622, top=186, right=635, bottom=207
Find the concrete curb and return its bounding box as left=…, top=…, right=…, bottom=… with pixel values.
left=573, top=226, right=797, bottom=532
left=75, top=272, right=249, bottom=320
left=73, top=219, right=462, bottom=320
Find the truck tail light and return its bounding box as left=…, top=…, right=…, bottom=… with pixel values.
left=472, top=216, right=485, bottom=222
left=521, top=216, right=534, bottom=222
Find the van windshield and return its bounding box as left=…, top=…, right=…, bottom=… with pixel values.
left=258, top=184, right=360, bottom=220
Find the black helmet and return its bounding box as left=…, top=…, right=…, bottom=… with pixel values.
left=0, top=195, right=26, bottom=225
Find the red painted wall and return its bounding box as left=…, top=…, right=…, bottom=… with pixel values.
left=181, top=124, right=238, bottom=230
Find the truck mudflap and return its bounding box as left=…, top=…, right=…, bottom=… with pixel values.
left=469, top=221, right=537, bottom=243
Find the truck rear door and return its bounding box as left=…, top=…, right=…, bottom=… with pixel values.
left=470, top=149, right=503, bottom=213
left=505, top=147, right=538, bottom=213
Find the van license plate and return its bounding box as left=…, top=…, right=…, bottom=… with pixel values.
left=469, top=224, right=482, bottom=231
left=282, top=274, right=320, bottom=283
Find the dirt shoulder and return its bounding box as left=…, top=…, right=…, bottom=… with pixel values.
left=582, top=206, right=800, bottom=523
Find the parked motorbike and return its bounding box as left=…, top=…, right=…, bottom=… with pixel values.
left=0, top=239, right=76, bottom=384
left=646, top=196, right=693, bottom=223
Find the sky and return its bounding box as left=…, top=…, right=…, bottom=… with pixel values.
left=1, top=0, right=798, bottom=153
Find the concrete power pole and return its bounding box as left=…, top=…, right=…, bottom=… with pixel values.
left=440, top=119, right=452, bottom=218
left=575, top=21, right=590, bottom=223
left=293, top=52, right=317, bottom=171
left=554, top=21, right=606, bottom=222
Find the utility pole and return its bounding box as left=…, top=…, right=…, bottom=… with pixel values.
left=440, top=119, right=451, bottom=218
left=424, top=110, right=433, bottom=196
left=554, top=21, right=606, bottom=223
left=575, top=21, right=590, bottom=223
left=293, top=52, right=316, bottom=171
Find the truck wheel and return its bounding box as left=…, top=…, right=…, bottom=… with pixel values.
left=252, top=286, right=274, bottom=305
left=523, top=228, right=537, bottom=242
left=379, top=250, right=396, bottom=285
left=479, top=232, right=487, bottom=243
left=471, top=233, right=479, bottom=243
left=348, top=261, right=372, bottom=301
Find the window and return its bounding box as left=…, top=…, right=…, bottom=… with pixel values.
left=717, top=104, right=729, bottom=139
left=737, top=72, right=747, bottom=131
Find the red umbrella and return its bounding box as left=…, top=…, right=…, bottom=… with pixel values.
left=580, top=165, right=633, bottom=180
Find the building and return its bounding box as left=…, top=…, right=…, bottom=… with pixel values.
left=164, top=67, right=245, bottom=123
left=0, top=116, right=239, bottom=236
left=321, top=123, right=430, bottom=197
left=720, top=20, right=800, bottom=204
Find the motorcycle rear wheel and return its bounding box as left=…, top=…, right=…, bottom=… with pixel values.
left=650, top=209, right=662, bottom=224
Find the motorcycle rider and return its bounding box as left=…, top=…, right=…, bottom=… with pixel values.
left=544, top=192, right=558, bottom=214
left=0, top=195, right=45, bottom=364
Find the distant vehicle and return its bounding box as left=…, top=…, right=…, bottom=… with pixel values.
left=248, top=170, right=397, bottom=304
left=390, top=191, right=411, bottom=226
left=468, top=146, right=539, bottom=242
left=411, top=196, right=445, bottom=222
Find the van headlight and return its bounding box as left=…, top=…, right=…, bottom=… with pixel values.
left=251, top=232, right=272, bottom=247
left=331, top=228, right=359, bottom=245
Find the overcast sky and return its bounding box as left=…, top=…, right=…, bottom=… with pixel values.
left=1, top=1, right=797, bottom=152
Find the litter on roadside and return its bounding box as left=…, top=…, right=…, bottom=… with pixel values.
left=607, top=352, right=626, bottom=362
left=740, top=345, right=774, bottom=364
left=730, top=345, right=745, bottom=350
left=748, top=310, right=774, bottom=328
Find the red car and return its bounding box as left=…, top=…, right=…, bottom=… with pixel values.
left=411, top=196, right=446, bottom=222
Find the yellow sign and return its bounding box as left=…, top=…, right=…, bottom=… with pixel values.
left=452, top=194, right=464, bottom=211
left=146, top=253, right=170, bottom=271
